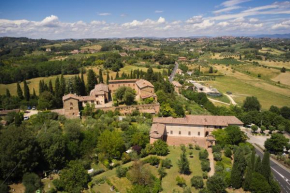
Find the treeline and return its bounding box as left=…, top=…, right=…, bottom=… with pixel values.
left=0, top=59, right=80, bottom=84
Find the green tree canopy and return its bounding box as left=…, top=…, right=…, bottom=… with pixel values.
left=115, top=86, right=136, bottom=105
left=265, top=133, right=289, bottom=154
left=242, top=96, right=261, bottom=112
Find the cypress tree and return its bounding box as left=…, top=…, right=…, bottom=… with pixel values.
left=48, top=80, right=54, bottom=94
left=231, top=148, right=246, bottom=189
left=60, top=74, right=66, bottom=95
left=6, top=89, right=11, bottom=97
left=23, top=80, right=30, bottom=101
left=32, top=88, right=37, bottom=99
left=106, top=72, right=110, bottom=84
left=80, top=70, right=86, bottom=96
left=177, top=151, right=190, bottom=174
left=115, top=72, right=119, bottom=79
left=130, top=70, right=133, bottom=79
left=243, top=151, right=255, bottom=191
left=39, top=80, right=43, bottom=95
left=87, top=69, right=97, bottom=94
left=261, top=152, right=271, bottom=182
left=255, top=156, right=262, bottom=173
left=99, top=69, right=103, bottom=83
left=17, top=82, right=24, bottom=100
left=55, top=77, right=60, bottom=96
left=137, top=69, right=140, bottom=79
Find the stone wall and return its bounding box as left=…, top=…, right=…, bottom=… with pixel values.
left=96, top=103, right=160, bottom=115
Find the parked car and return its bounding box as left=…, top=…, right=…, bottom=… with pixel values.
left=24, top=116, right=29, bottom=120
left=32, top=106, right=36, bottom=110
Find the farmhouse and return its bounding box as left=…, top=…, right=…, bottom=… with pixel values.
left=150, top=115, right=243, bottom=148
left=172, top=81, right=182, bottom=93
left=62, top=79, right=157, bottom=118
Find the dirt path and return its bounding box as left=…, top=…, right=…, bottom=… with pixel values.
left=208, top=98, right=230, bottom=106
left=224, top=94, right=237, bottom=105
left=207, top=148, right=215, bottom=177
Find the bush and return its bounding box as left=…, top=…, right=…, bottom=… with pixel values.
left=203, top=172, right=208, bottom=179
left=145, top=156, right=160, bottom=166
left=212, top=145, right=222, bottom=153
left=161, top=158, right=172, bottom=169
left=176, top=176, right=186, bottom=187
left=213, top=152, right=222, bottom=161
left=189, top=144, right=194, bottom=149
left=191, top=176, right=204, bottom=189
left=199, top=150, right=209, bottom=160
left=224, top=147, right=232, bottom=158
left=152, top=140, right=169, bottom=156
left=201, top=160, right=211, bottom=172
left=195, top=145, right=201, bottom=150
left=22, top=173, right=42, bottom=193
left=116, top=166, right=128, bottom=178
left=121, top=152, right=131, bottom=164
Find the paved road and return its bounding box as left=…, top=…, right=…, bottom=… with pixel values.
left=169, top=62, right=179, bottom=83
left=254, top=146, right=290, bottom=193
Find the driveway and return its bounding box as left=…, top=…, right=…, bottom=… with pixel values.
left=224, top=94, right=237, bottom=105
left=242, top=127, right=270, bottom=148
left=24, top=110, right=38, bottom=118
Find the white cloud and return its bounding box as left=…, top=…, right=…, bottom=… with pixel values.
left=98, top=13, right=111, bottom=16
left=157, top=17, right=165, bottom=23
left=218, top=21, right=229, bottom=27
left=221, top=0, right=251, bottom=7
left=272, top=20, right=290, bottom=29
left=155, top=10, right=163, bottom=13
left=213, top=6, right=241, bottom=14
left=249, top=18, right=258, bottom=23
left=40, top=15, right=59, bottom=27
left=186, top=16, right=203, bottom=24
left=120, top=14, right=127, bottom=17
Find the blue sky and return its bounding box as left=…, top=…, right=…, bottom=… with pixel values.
left=1, top=0, right=290, bottom=39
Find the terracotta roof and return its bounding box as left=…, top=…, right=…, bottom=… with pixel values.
left=172, top=81, right=182, bottom=87
left=90, top=83, right=108, bottom=96
left=150, top=123, right=166, bottom=139
left=140, top=93, right=156, bottom=99
left=63, top=93, right=79, bottom=101
left=153, top=115, right=243, bottom=126
left=78, top=96, right=95, bottom=102
left=109, top=79, right=137, bottom=83
left=136, top=79, right=154, bottom=89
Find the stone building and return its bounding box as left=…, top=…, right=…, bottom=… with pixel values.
left=172, top=81, right=182, bottom=94
left=149, top=115, right=243, bottom=148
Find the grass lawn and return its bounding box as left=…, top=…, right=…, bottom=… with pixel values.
left=205, top=75, right=290, bottom=109
left=259, top=47, right=285, bottom=55
left=0, top=65, right=163, bottom=96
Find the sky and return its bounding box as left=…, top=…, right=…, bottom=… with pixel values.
left=1, top=0, right=290, bottom=39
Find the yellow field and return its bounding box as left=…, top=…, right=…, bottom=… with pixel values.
left=272, top=72, right=290, bottom=86
left=0, top=65, right=164, bottom=96
left=235, top=64, right=280, bottom=80
left=80, top=44, right=102, bottom=51
left=254, top=60, right=290, bottom=69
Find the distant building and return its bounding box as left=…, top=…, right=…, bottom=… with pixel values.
left=70, top=50, right=79, bottom=54
left=119, top=52, right=128, bottom=57
left=189, top=81, right=221, bottom=97
left=178, top=57, right=187, bottom=61
left=62, top=79, right=157, bottom=118
left=45, top=48, right=51, bottom=52
left=150, top=115, right=243, bottom=148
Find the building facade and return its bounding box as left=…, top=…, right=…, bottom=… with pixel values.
left=150, top=115, right=243, bottom=148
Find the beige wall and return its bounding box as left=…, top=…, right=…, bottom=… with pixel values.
left=109, top=82, right=136, bottom=93
left=64, top=98, right=79, bottom=111
left=165, top=124, right=206, bottom=137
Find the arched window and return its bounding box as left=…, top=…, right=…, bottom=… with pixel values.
left=198, top=132, right=200, bottom=136
left=188, top=131, right=191, bottom=136
left=179, top=131, right=181, bottom=135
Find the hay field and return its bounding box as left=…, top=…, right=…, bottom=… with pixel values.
left=272, top=72, right=290, bottom=86
left=259, top=47, right=285, bottom=55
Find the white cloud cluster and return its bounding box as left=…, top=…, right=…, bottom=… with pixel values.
left=214, top=0, right=251, bottom=14
left=1, top=1, right=290, bottom=38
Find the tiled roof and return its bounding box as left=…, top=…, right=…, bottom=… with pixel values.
left=78, top=96, right=95, bottom=102
left=136, top=79, right=154, bottom=89
left=63, top=93, right=79, bottom=101
left=150, top=123, right=166, bottom=139
left=153, top=115, right=243, bottom=126
left=109, top=79, right=137, bottom=83
left=90, top=83, right=108, bottom=96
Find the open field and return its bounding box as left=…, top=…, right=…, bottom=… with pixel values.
left=234, top=64, right=280, bottom=80
left=80, top=44, right=102, bottom=51
left=253, top=60, right=290, bottom=69
left=272, top=72, right=290, bottom=86
left=259, top=47, right=285, bottom=55
left=0, top=65, right=164, bottom=96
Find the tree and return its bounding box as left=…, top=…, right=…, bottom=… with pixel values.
left=191, top=176, right=204, bottom=189
left=231, top=147, right=246, bottom=188
left=0, top=181, right=9, bottom=193
left=260, top=125, right=266, bottom=133
left=265, top=133, right=289, bottom=154
left=152, top=140, right=169, bottom=156
left=6, top=88, right=11, bottom=97
left=0, top=126, right=39, bottom=180
left=261, top=152, right=271, bottom=182
left=206, top=174, right=226, bottom=193
left=38, top=91, right=54, bottom=110
left=86, top=69, right=97, bottom=94
left=48, top=80, right=54, bottom=94
left=14, top=112, right=23, bottom=126
left=178, top=150, right=190, bottom=174
left=22, top=173, right=41, bottom=193
left=106, top=72, right=110, bottom=84
left=224, top=126, right=246, bottom=145
left=115, top=86, right=136, bottom=105
left=127, top=161, right=152, bottom=186
left=281, top=106, right=290, bottom=119
left=57, top=161, right=89, bottom=192
left=158, top=166, right=167, bottom=179
left=243, top=96, right=261, bottom=112
left=251, top=125, right=258, bottom=133
left=97, top=130, right=125, bottom=159
left=99, top=69, right=103, bottom=83
left=250, top=172, right=271, bottom=193
left=243, top=151, right=255, bottom=191
left=281, top=67, right=286, bottom=73
left=224, top=147, right=232, bottom=158
left=209, top=66, right=214, bottom=73
left=17, top=82, right=24, bottom=99
left=269, top=105, right=280, bottom=115
left=23, top=80, right=30, bottom=101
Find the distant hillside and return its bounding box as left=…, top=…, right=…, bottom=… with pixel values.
left=253, top=33, right=290, bottom=39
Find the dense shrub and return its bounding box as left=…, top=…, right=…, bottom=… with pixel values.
left=116, top=166, right=128, bottom=178
left=191, top=176, right=204, bottom=189
left=144, top=156, right=160, bottom=166
left=199, top=150, right=209, bottom=160
left=201, top=160, right=211, bottom=172
left=212, top=145, right=222, bottom=153
left=176, top=176, right=186, bottom=187
left=224, top=147, right=232, bottom=158
left=203, top=172, right=208, bottom=179
left=213, top=152, right=222, bottom=161
left=152, top=140, right=169, bottom=156
left=89, top=169, right=105, bottom=177
left=161, top=158, right=172, bottom=169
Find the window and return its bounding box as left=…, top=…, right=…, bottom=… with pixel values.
left=70, top=102, right=73, bottom=106
left=179, top=131, right=181, bottom=135
left=198, top=132, right=200, bottom=136
left=188, top=131, right=191, bottom=136
left=70, top=107, right=73, bottom=110
left=170, top=131, right=173, bottom=135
